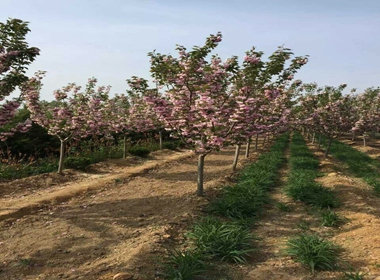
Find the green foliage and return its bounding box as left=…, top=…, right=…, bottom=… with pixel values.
left=0, top=106, right=60, bottom=158
left=209, top=133, right=289, bottom=220
left=296, top=220, right=310, bottom=230
left=275, top=202, right=291, bottom=212
left=163, top=250, right=206, bottom=280
left=209, top=184, right=268, bottom=220
left=162, top=141, right=180, bottom=150
left=0, top=18, right=40, bottom=96
left=186, top=217, right=255, bottom=264
left=0, top=158, right=58, bottom=181
left=320, top=210, right=345, bottom=227
left=64, top=156, right=91, bottom=170
left=128, top=146, right=151, bottom=157
left=285, top=133, right=339, bottom=208
left=286, top=233, right=341, bottom=273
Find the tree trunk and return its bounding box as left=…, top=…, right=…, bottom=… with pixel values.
left=255, top=134, right=259, bottom=151
left=263, top=136, right=267, bottom=146
left=159, top=131, right=163, bottom=150
left=324, top=138, right=333, bottom=158
left=123, top=134, right=127, bottom=159
left=363, top=134, right=366, bottom=147
left=245, top=138, right=251, bottom=158
left=58, top=139, right=66, bottom=174
left=352, top=131, right=355, bottom=141
left=312, top=132, right=316, bottom=144
left=232, top=144, right=241, bottom=171
left=318, top=133, right=322, bottom=149
left=197, top=154, right=206, bottom=196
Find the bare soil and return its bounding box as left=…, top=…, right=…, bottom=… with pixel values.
left=1, top=136, right=380, bottom=280
left=0, top=146, right=258, bottom=280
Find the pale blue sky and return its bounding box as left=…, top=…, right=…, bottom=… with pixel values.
left=1, top=0, right=379, bottom=100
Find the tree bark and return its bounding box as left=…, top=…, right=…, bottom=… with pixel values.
left=318, top=133, right=322, bottom=149
left=159, top=130, right=163, bottom=150
left=232, top=144, right=241, bottom=171
left=245, top=138, right=251, bottom=158
left=58, top=139, right=66, bottom=174
left=123, top=134, right=127, bottom=159
left=363, top=134, right=366, bottom=147
left=312, top=132, right=316, bottom=144
left=255, top=134, right=259, bottom=151
left=197, top=154, right=206, bottom=196
left=324, top=138, right=333, bottom=158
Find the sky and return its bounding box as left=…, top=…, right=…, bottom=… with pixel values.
left=1, top=0, right=379, bottom=100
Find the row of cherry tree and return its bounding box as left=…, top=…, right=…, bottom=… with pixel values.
left=294, top=83, right=380, bottom=157
left=20, top=32, right=309, bottom=195
left=3, top=19, right=380, bottom=196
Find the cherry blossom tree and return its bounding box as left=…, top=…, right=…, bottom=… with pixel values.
left=352, top=87, right=380, bottom=146
left=0, top=18, right=40, bottom=140
left=126, top=76, right=165, bottom=149
left=23, top=72, right=112, bottom=173
left=145, top=32, right=242, bottom=195
left=296, top=83, right=356, bottom=157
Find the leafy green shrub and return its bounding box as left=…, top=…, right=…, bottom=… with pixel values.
left=162, top=142, right=179, bottom=150
left=64, top=156, right=91, bottom=170
left=208, top=184, right=268, bottom=219
left=320, top=210, right=345, bottom=227
left=187, top=217, right=255, bottom=263
left=285, top=182, right=340, bottom=209
left=163, top=250, right=206, bottom=280
left=127, top=146, right=151, bottom=157
left=286, top=233, right=341, bottom=273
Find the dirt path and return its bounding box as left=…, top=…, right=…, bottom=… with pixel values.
left=0, top=150, right=194, bottom=222
left=0, top=145, right=262, bottom=280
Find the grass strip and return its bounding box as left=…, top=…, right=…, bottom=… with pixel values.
left=163, top=134, right=290, bottom=279
left=285, top=132, right=339, bottom=208
left=320, top=136, right=380, bottom=196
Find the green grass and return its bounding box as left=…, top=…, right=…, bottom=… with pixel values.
left=162, top=250, right=207, bottom=280
left=320, top=209, right=345, bottom=227
left=275, top=202, right=292, bottom=212
left=0, top=140, right=182, bottom=180
left=320, top=136, right=380, bottom=196
left=286, top=233, right=341, bottom=273
left=208, top=133, right=289, bottom=220
left=186, top=217, right=255, bottom=264
left=163, top=134, right=290, bottom=277
left=285, top=133, right=340, bottom=208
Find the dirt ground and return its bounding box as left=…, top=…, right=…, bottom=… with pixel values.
left=240, top=138, right=380, bottom=279
left=1, top=136, right=380, bottom=280
left=0, top=145, right=257, bottom=280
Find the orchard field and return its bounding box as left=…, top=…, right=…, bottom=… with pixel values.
left=1, top=19, right=380, bottom=280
